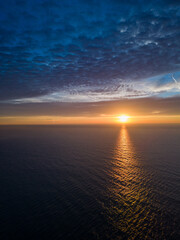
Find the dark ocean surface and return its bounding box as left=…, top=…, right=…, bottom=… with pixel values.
left=0, top=125, right=180, bottom=240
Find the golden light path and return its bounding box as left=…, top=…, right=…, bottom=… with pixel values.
left=106, top=126, right=152, bottom=239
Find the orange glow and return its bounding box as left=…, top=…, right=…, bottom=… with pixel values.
left=0, top=114, right=180, bottom=125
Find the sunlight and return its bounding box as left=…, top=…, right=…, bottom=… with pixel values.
left=118, top=115, right=130, bottom=123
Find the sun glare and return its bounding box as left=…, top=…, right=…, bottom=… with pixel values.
left=118, top=115, right=129, bottom=123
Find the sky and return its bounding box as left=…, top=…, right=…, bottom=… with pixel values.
left=0, top=0, right=180, bottom=124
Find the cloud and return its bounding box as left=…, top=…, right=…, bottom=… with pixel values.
left=1, top=96, right=180, bottom=118
left=0, top=0, right=180, bottom=102
left=2, top=71, right=179, bottom=103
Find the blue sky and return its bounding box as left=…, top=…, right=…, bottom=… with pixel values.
left=0, top=0, right=180, bottom=117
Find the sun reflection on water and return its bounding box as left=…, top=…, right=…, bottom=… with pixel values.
left=104, top=126, right=152, bottom=239
left=111, top=126, right=142, bottom=204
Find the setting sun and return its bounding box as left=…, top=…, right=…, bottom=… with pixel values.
left=118, top=115, right=130, bottom=123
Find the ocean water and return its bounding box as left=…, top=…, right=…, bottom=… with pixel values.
left=0, top=125, right=179, bottom=240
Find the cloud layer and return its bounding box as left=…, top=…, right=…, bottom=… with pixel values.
left=0, top=0, right=180, bottom=102
left=1, top=97, right=180, bottom=118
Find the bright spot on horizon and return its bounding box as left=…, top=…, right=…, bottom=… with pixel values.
left=118, top=115, right=130, bottom=123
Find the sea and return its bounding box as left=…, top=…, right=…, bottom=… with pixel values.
left=0, top=125, right=179, bottom=240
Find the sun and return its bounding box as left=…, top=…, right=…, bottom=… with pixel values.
left=118, top=115, right=129, bottom=123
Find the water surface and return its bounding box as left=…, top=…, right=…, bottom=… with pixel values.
left=0, top=125, right=179, bottom=239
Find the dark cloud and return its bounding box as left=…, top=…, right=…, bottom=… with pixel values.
left=0, top=0, right=179, bottom=101
left=1, top=96, right=180, bottom=117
